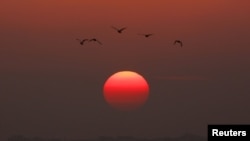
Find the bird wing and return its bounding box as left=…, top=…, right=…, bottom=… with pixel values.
left=147, top=34, right=153, bottom=36
left=76, top=38, right=81, bottom=42
left=96, top=40, right=102, bottom=45
left=120, top=27, right=127, bottom=31
left=83, top=39, right=88, bottom=42
left=88, top=39, right=94, bottom=42
left=173, top=40, right=183, bottom=47
left=111, top=26, right=119, bottom=31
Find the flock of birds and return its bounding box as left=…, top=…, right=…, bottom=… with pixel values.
left=76, top=26, right=183, bottom=47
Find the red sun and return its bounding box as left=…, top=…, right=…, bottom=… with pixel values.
left=103, top=71, right=149, bottom=111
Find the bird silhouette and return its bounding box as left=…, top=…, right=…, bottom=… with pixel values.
left=138, top=33, right=153, bottom=38
left=76, top=39, right=88, bottom=45
left=89, top=38, right=102, bottom=45
left=174, top=40, right=183, bottom=47
left=111, top=26, right=127, bottom=34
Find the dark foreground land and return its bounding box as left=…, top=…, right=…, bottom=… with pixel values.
left=8, top=134, right=206, bottom=141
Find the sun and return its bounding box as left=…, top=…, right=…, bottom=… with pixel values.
left=103, top=71, right=149, bottom=111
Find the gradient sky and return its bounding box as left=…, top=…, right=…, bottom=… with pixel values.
left=1, top=0, right=250, bottom=140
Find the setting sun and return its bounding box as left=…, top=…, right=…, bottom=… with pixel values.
left=103, top=71, right=149, bottom=111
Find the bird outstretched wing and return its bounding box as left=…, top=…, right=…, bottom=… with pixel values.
left=180, top=42, right=183, bottom=47
left=146, top=34, right=153, bottom=37
left=111, top=26, right=127, bottom=33
left=137, top=33, right=145, bottom=36
left=174, top=40, right=183, bottom=47
left=111, top=26, right=119, bottom=31
left=138, top=33, right=153, bottom=37
left=120, top=27, right=127, bottom=31
left=89, top=38, right=102, bottom=45
left=96, top=40, right=102, bottom=45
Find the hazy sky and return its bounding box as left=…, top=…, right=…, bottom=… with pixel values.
left=1, top=0, right=250, bottom=140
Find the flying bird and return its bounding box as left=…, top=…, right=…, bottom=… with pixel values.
left=89, top=38, right=102, bottom=45
left=76, top=39, right=88, bottom=45
left=111, top=26, right=127, bottom=34
left=138, top=33, right=153, bottom=38
left=174, top=40, right=183, bottom=47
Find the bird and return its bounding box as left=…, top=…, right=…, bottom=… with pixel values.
left=138, top=33, right=153, bottom=38
left=89, top=38, right=102, bottom=45
left=174, top=40, right=183, bottom=47
left=111, top=26, right=127, bottom=34
left=76, top=39, right=88, bottom=45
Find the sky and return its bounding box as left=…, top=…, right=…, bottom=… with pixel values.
left=0, top=0, right=250, bottom=140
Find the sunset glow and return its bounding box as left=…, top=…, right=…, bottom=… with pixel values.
left=103, top=71, right=149, bottom=111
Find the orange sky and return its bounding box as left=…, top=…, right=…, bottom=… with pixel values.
left=1, top=0, right=249, bottom=74
left=1, top=0, right=250, bottom=31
